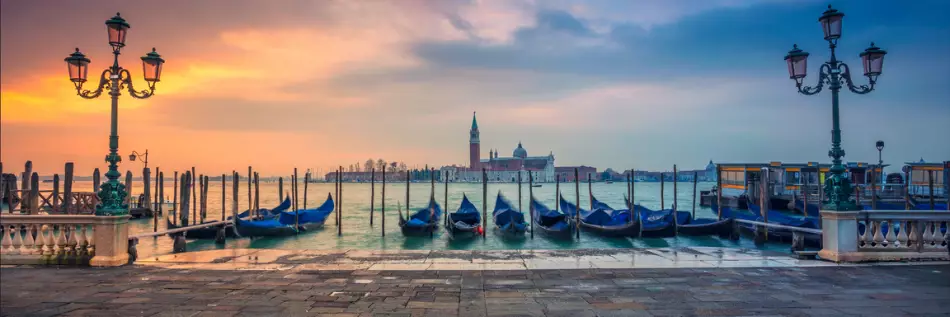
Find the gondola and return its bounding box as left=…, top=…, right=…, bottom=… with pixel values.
left=724, top=203, right=822, bottom=247
left=529, top=197, right=573, bottom=239
left=445, top=194, right=482, bottom=239
left=399, top=195, right=442, bottom=236
left=793, top=198, right=821, bottom=217
left=165, top=217, right=236, bottom=240
left=227, top=198, right=291, bottom=221
left=676, top=215, right=734, bottom=237
left=559, top=195, right=640, bottom=237
left=625, top=196, right=676, bottom=237
left=231, top=198, right=298, bottom=237
left=492, top=193, right=527, bottom=237
left=276, top=193, right=334, bottom=231
left=749, top=203, right=820, bottom=229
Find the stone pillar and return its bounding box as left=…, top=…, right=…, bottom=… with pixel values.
left=89, top=215, right=130, bottom=267
left=818, top=210, right=862, bottom=262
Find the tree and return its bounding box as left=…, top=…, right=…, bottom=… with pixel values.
left=365, top=159, right=374, bottom=172
left=376, top=159, right=386, bottom=171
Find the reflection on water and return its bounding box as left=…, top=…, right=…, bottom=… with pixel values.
left=45, top=181, right=799, bottom=257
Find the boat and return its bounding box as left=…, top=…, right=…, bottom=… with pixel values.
left=529, top=197, right=574, bottom=239
left=625, top=196, right=676, bottom=237
left=276, top=193, right=334, bottom=231
left=492, top=193, right=527, bottom=237
left=558, top=195, right=640, bottom=237
left=228, top=198, right=291, bottom=220
left=748, top=203, right=820, bottom=229
left=399, top=195, right=442, bottom=236
left=231, top=198, right=298, bottom=237
left=444, top=194, right=482, bottom=239
left=675, top=213, right=734, bottom=237
left=165, top=218, right=236, bottom=239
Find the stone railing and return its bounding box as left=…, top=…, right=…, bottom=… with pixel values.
left=0, top=214, right=129, bottom=266
left=820, top=210, right=949, bottom=262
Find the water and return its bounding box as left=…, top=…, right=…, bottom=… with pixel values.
left=41, top=180, right=796, bottom=257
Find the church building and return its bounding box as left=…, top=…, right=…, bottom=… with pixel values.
left=453, top=112, right=556, bottom=182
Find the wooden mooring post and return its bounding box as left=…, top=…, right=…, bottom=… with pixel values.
left=381, top=165, right=386, bottom=237
left=279, top=177, right=284, bottom=202
left=587, top=173, right=592, bottom=210
left=153, top=167, right=160, bottom=215
left=64, top=163, right=74, bottom=214
left=443, top=170, right=448, bottom=227
left=338, top=166, right=343, bottom=237
left=518, top=171, right=522, bottom=213
left=481, top=168, right=487, bottom=237
left=574, top=168, right=580, bottom=240
left=555, top=174, right=560, bottom=214
left=158, top=172, right=164, bottom=219
left=29, top=172, right=39, bottom=214
left=430, top=168, right=435, bottom=238
left=692, top=171, right=698, bottom=219
left=631, top=169, right=636, bottom=205
left=172, top=171, right=178, bottom=225
left=528, top=172, right=534, bottom=239
left=294, top=168, right=299, bottom=231
left=191, top=167, right=197, bottom=224
left=126, top=171, right=133, bottom=214
left=52, top=174, right=60, bottom=212
left=303, top=171, right=309, bottom=210
left=248, top=166, right=253, bottom=218
left=216, top=173, right=227, bottom=244
left=660, top=172, right=665, bottom=210
left=93, top=168, right=100, bottom=195
left=173, top=171, right=188, bottom=252
left=22, top=161, right=32, bottom=211
left=673, top=165, right=678, bottom=231
left=370, top=168, right=375, bottom=226
left=254, top=172, right=260, bottom=217
left=143, top=167, right=151, bottom=216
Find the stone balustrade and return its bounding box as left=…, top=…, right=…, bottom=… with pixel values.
left=0, top=214, right=129, bottom=266
left=820, top=210, right=950, bottom=262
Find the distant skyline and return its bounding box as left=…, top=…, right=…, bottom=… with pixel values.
left=2, top=0, right=948, bottom=175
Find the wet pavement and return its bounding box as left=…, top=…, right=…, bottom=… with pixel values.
left=2, top=262, right=948, bottom=316
left=126, top=247, right=947, bottom=271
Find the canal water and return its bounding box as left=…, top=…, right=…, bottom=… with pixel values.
left=46, top=181, right=798, bottom=257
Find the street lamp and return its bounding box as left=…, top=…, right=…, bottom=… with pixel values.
left=129, top=150, right=149, bottom=169
left=784, top=5, right=886, bottom=211
left=65, top=13, right=165, bottom=216
left=876, top=140, right=884, bottom=184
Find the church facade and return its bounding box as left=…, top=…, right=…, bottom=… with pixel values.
left=450, top=113, right=556, bottom=182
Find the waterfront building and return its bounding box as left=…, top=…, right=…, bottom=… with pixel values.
left=456, top=112, right=557, bottom=182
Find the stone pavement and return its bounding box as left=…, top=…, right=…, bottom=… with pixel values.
left=129, top=247, right=908, bottom=271
left=2, top=264, right=948, bottom=317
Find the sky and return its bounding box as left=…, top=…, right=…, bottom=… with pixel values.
left=1, top=0, right=948, bottom=176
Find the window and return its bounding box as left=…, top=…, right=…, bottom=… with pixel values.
left=785, top=171, right=801, bottom=185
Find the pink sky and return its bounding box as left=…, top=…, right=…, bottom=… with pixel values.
left=2, top=0, right=948, bottom=176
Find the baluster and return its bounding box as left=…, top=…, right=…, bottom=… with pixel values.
left=896, top=220, right=909, bottom=248
left=73, top=225, right=86, bottom=256
left=21, top=224, right=35, bottom=255
left=54, top=224, right=67, bottom=256
left=921, top=222, right=934, bottom=248
left=884, top=220, right=897, bottom=248
left=10, top=225, right=22, bottom=255
left=86, top=225, right=95, bottom=256
left=1, top=225, right=12, bottom=254
left=39, top=225, right=51, bottom=256
left=860, top=220, right=872, bottom=248
left=66, top=224, right=78, bottom=257
left=942, top=221, right=949, bottom=247
left=77, top=224, right=88, bottom=256
left=872, top=220, right=885, bottom=248
left=908, top=221, right=919, bottom=246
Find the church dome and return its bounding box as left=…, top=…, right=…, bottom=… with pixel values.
left=513, top=142, right=527, bottom=158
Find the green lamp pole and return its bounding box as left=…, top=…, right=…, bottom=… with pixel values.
left=784, top=5, right=887, bottom=211
left=64, top=13, right=166, bottom=216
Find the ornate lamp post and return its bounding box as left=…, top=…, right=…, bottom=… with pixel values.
left=875, top=140, right=884, bottom=183
left=129, top=150, right=149, bottom=170
left=784, top=5, right=887, bottom=211
left=65, top=13, right=165, bottom=216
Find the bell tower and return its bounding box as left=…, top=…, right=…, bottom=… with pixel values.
left=469, top=112, right=480, bottom=169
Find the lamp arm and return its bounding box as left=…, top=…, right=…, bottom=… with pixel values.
left=120, top=69, right=156, bottom=99
left=796, top=63, right=831, bottom=96
left=838, top=63, right=874, bottom=94
left=77, top=69, right=112, bottom=99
